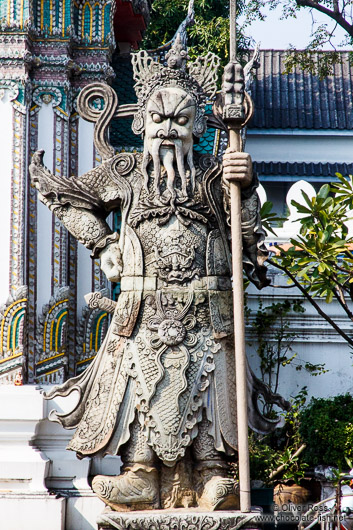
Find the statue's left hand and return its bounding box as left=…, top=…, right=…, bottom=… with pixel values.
left=222, top=149, right=253, bottom=189
left=99, top=242, right=123, bottom=282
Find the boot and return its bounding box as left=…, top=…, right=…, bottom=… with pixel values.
left=195, top=461, right=239, bottom=511
left=92, top=463, right=159, bottom=511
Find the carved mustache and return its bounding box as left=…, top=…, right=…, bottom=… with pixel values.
left=142, top=136, right=195, bottom=195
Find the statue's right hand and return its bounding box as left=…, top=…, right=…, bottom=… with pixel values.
left=99, top=242, right=123, bottom=282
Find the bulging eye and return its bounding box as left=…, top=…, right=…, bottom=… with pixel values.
left=152, top=113, right=162, bottom=123
left=176, top=116, right=188, bottom=125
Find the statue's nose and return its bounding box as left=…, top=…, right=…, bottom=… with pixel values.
left=156, top=118, right=178, bottom=140
left=157, top=129, right=178, bottom=140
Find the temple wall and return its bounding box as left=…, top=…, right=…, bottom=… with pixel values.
left=247, top=274, right=353, bottom=403
left=0, top=0, right=118, bottom=385
left=247, top=129, right=353, bottom=164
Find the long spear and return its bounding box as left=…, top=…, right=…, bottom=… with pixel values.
left=223, top=0, right=251, bottom=514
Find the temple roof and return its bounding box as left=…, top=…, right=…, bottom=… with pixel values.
left=249, top=50, right=353, bottom=130
left=253, top=161, right=353, bottom=179
left=110, top=54, right=142, bottom=149
left=111, top=50, right=353, bottom=151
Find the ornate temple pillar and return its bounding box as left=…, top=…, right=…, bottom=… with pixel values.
left=0, top=3, right=152, bottom=527
left=0, top=0, right=126, bottom=385
left=0, top=1, right=32, bottom=383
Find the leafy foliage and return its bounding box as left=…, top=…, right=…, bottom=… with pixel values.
left=142, top=1, right=353, bottom=78
left=269, top=175, right=353, bottom=348
left=300, top=394, right=353, bottom=469
left=242, top=1, right=353, bottom=78
left=249, top=390, right=309, bottom=484
left=260, top=201, right=287, bottom=235
left=142, top=0, right=251, bottom=67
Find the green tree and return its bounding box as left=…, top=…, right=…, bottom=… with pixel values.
left=262, top=175, right=353, bottom=349
left=143, top=1, right=353, bottom=77
left=242, top=1, right=353, bottom=77
left=142, top=0, right=251, bottom=65
left=300, top=394, right=353, bottom=469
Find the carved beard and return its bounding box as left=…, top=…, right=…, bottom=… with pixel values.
left=142, top=137, right=196, bottom=196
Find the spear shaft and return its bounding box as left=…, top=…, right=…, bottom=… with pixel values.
left=230, top=0, right=237, bottom=61
left=227, top=0, right=251, bottom=514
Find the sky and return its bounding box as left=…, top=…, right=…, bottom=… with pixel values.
left=241, top=4, right=351, bottom=50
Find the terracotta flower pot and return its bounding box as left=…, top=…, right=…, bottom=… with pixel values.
left=274, top=483, right=311, bottom=507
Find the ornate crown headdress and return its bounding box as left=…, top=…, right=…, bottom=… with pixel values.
left=131, top=33, right=220, bottom=138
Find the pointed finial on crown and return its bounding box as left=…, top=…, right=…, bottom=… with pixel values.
left=165, top=33, right=190, bottom=71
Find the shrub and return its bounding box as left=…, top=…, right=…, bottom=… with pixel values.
left=299, top=394, right=353, bottom=469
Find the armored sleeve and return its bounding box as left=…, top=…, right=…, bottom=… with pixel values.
left=222, top=172, right=270, bottom=289
left=29, top=151, right=133, bottom=257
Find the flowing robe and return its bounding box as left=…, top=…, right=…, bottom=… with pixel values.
left=30, top=150, right=286, bottom=467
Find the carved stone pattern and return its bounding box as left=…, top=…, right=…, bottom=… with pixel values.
left=192, top=416, right=221, bottom=461
left=54, top=205, right=110, bottom=249
left=160, top=458, right=196, bottom=509
left=10, top=109, right=27, bottom=292
left=120, top=418, right=155, bottom=465
left=213, top=338, right=238, bottom=449
left=68, top=337, right=131, bottom=454
left=27, top=108, right=39, bottom=383
left=134, top=298, right=221, bottom=463
left=153, top=229, right=202, bottom=283
left=97, top=511, right=259, bottom=530
left=76, top=288, right=111, bottom=372
left=0, top=286, right=28, bottom=384
left=130, top=169, right=211, bottom=229
left=35, top=287, right=70, bottom=384
left=223, top=105, right=244, bottom=119
left=85, top=291, right=117, bottom=314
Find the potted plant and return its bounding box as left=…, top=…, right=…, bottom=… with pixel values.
left=250, top=390, right=311, bottom=511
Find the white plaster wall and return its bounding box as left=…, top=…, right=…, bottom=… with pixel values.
left=0, top=386, right=108, bottom=530
left=77, top=118, right=94, bottom=315
left=0, top=91, right=13, bottom=304
left=246, top=272, right=353, bottom=403
left=247, top=130, right=353, bottom=164
left=36, top=102, right=54, bottom=311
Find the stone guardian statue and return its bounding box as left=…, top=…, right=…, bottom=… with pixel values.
left=29, top=35, right=286, bottom=512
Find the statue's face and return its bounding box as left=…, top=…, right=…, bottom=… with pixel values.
left=145, top=87, right=196, bottom=157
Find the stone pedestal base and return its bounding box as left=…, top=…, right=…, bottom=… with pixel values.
left=97, top=509, right=262, bottom=529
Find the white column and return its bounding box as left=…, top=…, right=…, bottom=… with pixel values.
left=36, top=102, right=54, bottom=311
left=77, top=118, right=95, bottom=315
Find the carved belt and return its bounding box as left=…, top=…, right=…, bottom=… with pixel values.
left=119, top=276, right=231, bottom=292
